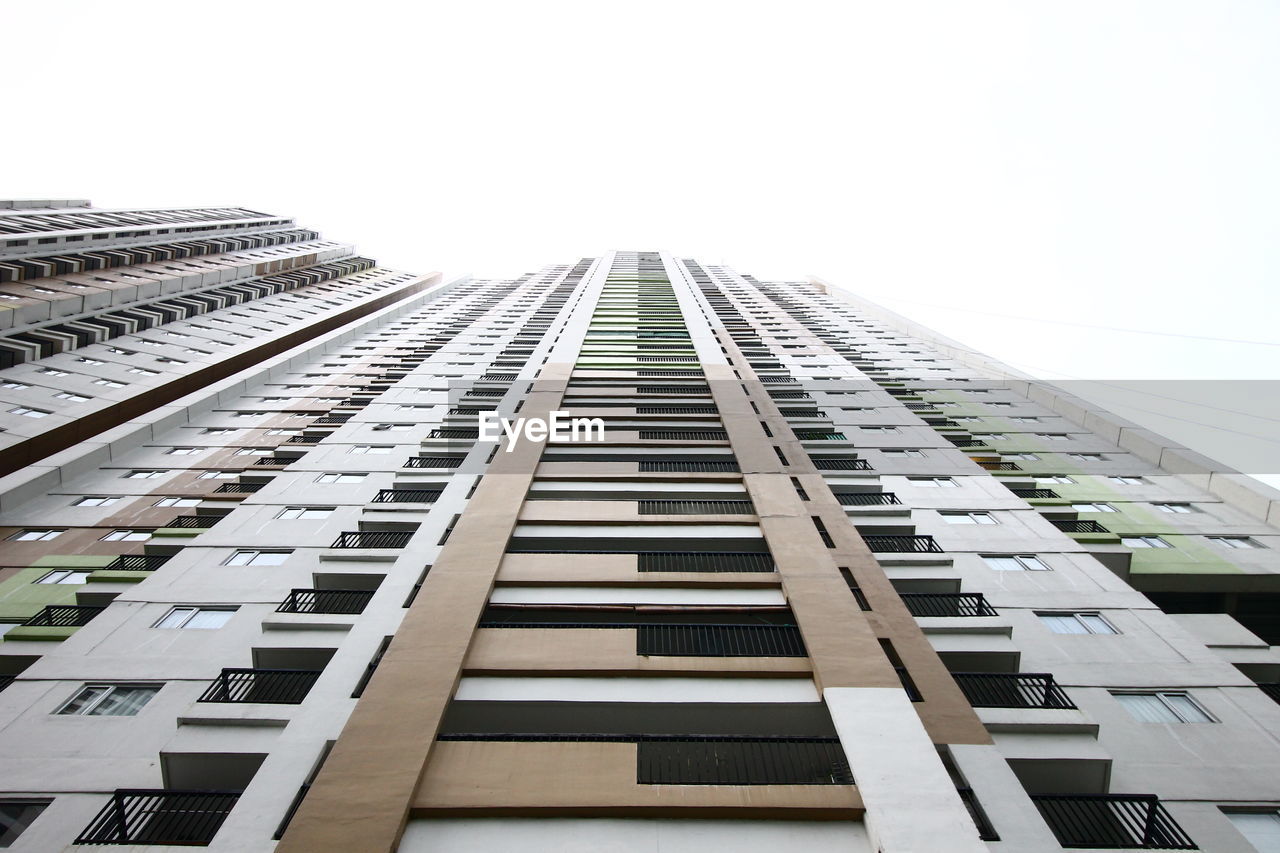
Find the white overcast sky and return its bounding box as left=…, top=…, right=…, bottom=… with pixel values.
left=8, top=1, right=1280, bottom=475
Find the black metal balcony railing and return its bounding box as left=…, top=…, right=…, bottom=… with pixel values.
left=834, top=492, right=902, bottom=506
left=315, top=414, right=352, bottom=424
left=812, top=458, right=873, bottom=470
left=212, top=482, right=264, bottom=493
left=1031, top=794, right=1197, bottom=849
left=104, top=554, right=172, bottom=571
left=197, top=668, right=322, bottom=704
left=947, top=436, right=984, bottom=448
left=638, top=429, right=728, bottom=440
left=637, top=624, right=806, bottom=657
left=634, top=405, right=719, bottom=414
left=22, top=604, right=105, bottom=627
left=977, top=460, right=1022, bottom=471
left=0, top=674, right=15, bottom=693
left=276, top=589, right=375, bottom=615
left=900, top=592, right=998, bottom=617
left=371, top=489, right=443, bottom=504
left=437, top=733, right=852, bottom=786
left=861, top=534, right=944, bottom=553
left=480, top=372, right=517, bottom=381
left=1052, top=519, right=1111, bottom=534
left=637, top=460, right=740, bottom=472
left=428, top=428, right=479, bottom=440
left=778, top=409, right=823, bottom=418
left=635, top=369, right=704, bottom=377
left=253, top=455, right=300, bottom=467
left=952, top=673, right=1077, bottom=709
left=958, top=787, right=1001, bottom=841
left=793, top=430, right=847, bottom=441
left=638, top=500, right=755, bottom=515
left=164, top=515, right=222, bottom=529
left=405, top=455, right=466, bottom=468
left=329, top=531, right=414, bottom=549
left=75, top=789, right=241, bottom=846
left=1011, top=488, right=1062, bottom=499
left=635, top=551, right=776, bottom=573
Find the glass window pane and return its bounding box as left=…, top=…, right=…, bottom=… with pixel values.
left=89, top=686, right=158, bottom=716
left=984, top=556, right=1022, bottom=571
left=250, top=552, right=289, bottom=566
left=58, top=686, right=110, bottom=715
left=0, top=801, right=49, bottom=847
left=1115, top=693, right=1181, bottom=723
left=1163, top=693, right=1212, bottom=723
left=1041, top=614, right=1090, bottom=634
left=182, top=610, right=233, bottom=630
left=1078, top=614, right=1117, bottom=635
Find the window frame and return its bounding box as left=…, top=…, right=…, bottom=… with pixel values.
left=55, top=683, right=162, bottom=717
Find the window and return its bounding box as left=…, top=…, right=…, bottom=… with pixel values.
left=277, top=507, right=335, bottom=520
left=942, top=511, right=998, bottom=525
left=1010, top=417, right=1039, bottom=423
left=264, top=429, right=300, bottom=436
left=1109, top=476, right=1144, bottom=485
left=93, top=379, right=127, bottom=388
left=75, top=496, right=120, bottom=507
left=1039, top=612, right=1118, bottom=634
left=1224, top=811, right=1280, bottom=853
left=350, top=445, right=393, bottom=454
left=316, top=473, right=367, bottom=483
left=153, top=497, right=199, bottom=507
left=56, top=684, right=160, bottom=716
left=372, top=424, right=414, bottom=431
left=36, top=569, right=90, bottom=584
left=39, top=368, right=69, bottom=377
left=202, top=428, right=237, bottom=435
left=234, top=447, right=274, bottom=456
left=1153, top=503, right=1196, bottom=514
left=224, top=549, right=292, bottom=566
left=882, top=449, right=924, bottom=458
left=1113, top=691, right=1214, bottom=723
left=0, top=381, right=28, bottom=390
left=1208, top=536, right=1264, bottom=550
left=0, top=800, right=50, bottom=847
left=130, top=366, right=161, bottom=374
left=1002, top=452, right=1039, bottom=461
left=1036, top=433, right=1072, bottom=441
left=76, top=357, right=106, bottom=365
left=101, top=529, right=152, bottom=542
left=8, top=406, right=50, bottom=418
left=1068, top=453, right=1104, bottom=461
left=167, top=447, right=202, bottom=455
left=859, top=426, right=898, bottom=433
left=1072, top=502, right=1117, bottom=513
left=10, top=529, right=63, bottom=541
left=125, top=470, right=167, bottom=479
left=908, top=477, right=957, bottom=488
left=983, top=554, right=1050, bottom=571
left=1122, top=536, right=1172, bottom=549
left=196, top=471, right=239, bottom=480
left=153, top=606, right=235, bottom=630
left=1036, top=475, right=1075, bottom=484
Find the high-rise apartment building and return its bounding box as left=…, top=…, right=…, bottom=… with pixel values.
left=0, top=206, right=1277, bottom=852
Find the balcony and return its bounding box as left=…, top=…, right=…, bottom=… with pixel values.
left=637, top=460, right=739, bottom=472
left=976, top=460, right=1022, bottom=471
left=636, top=551, right=775, bottom=573
left=429, top=427, right=479, bottom=440
left=637, top=500, right=755, bottom=515
left=22, top=604, right=105, bottom=627
left=371, top=488, right=442, bottom=503
left=1010, top=488, right=1062, bottom=500
left=1259, top=683, right=1280, bottom=704
left=862, top=534, right=944, bottom=553
left=405, top=455, right=465, bottom=468
left=276, top=589, right=375, bottom=615
left=834, top=492, right=901, bottom=506
left=212, top=482, right=264, bottom=493
left=793, top=430, right=847, bottom=441
left=812, top=458, right=873, bottom=471
left=104, top=554, right=171, bottom=571
left=638, top=429, right=727, bottom=440
left=253, top=455, right=301, bottom=467
left=75, top=789, right=240, bottom=846
left=163, top=515, right=223, bottom=529
left=1031, top=794, right=1196, bottom=849
left=952, top=673, right=1076, bottom=709
left=1052, top=519, right=1111, bottom=534
left=0, top=674, right=14, bottom=693
left=900, top=592, right=997, bottom=617
left=197, top=668, right=321, bottom=704
left=637, top=624, right=806, bottom=657
left=438, top=734, right=852, bottom=785
left=329, top=530, right=413, bottom=549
